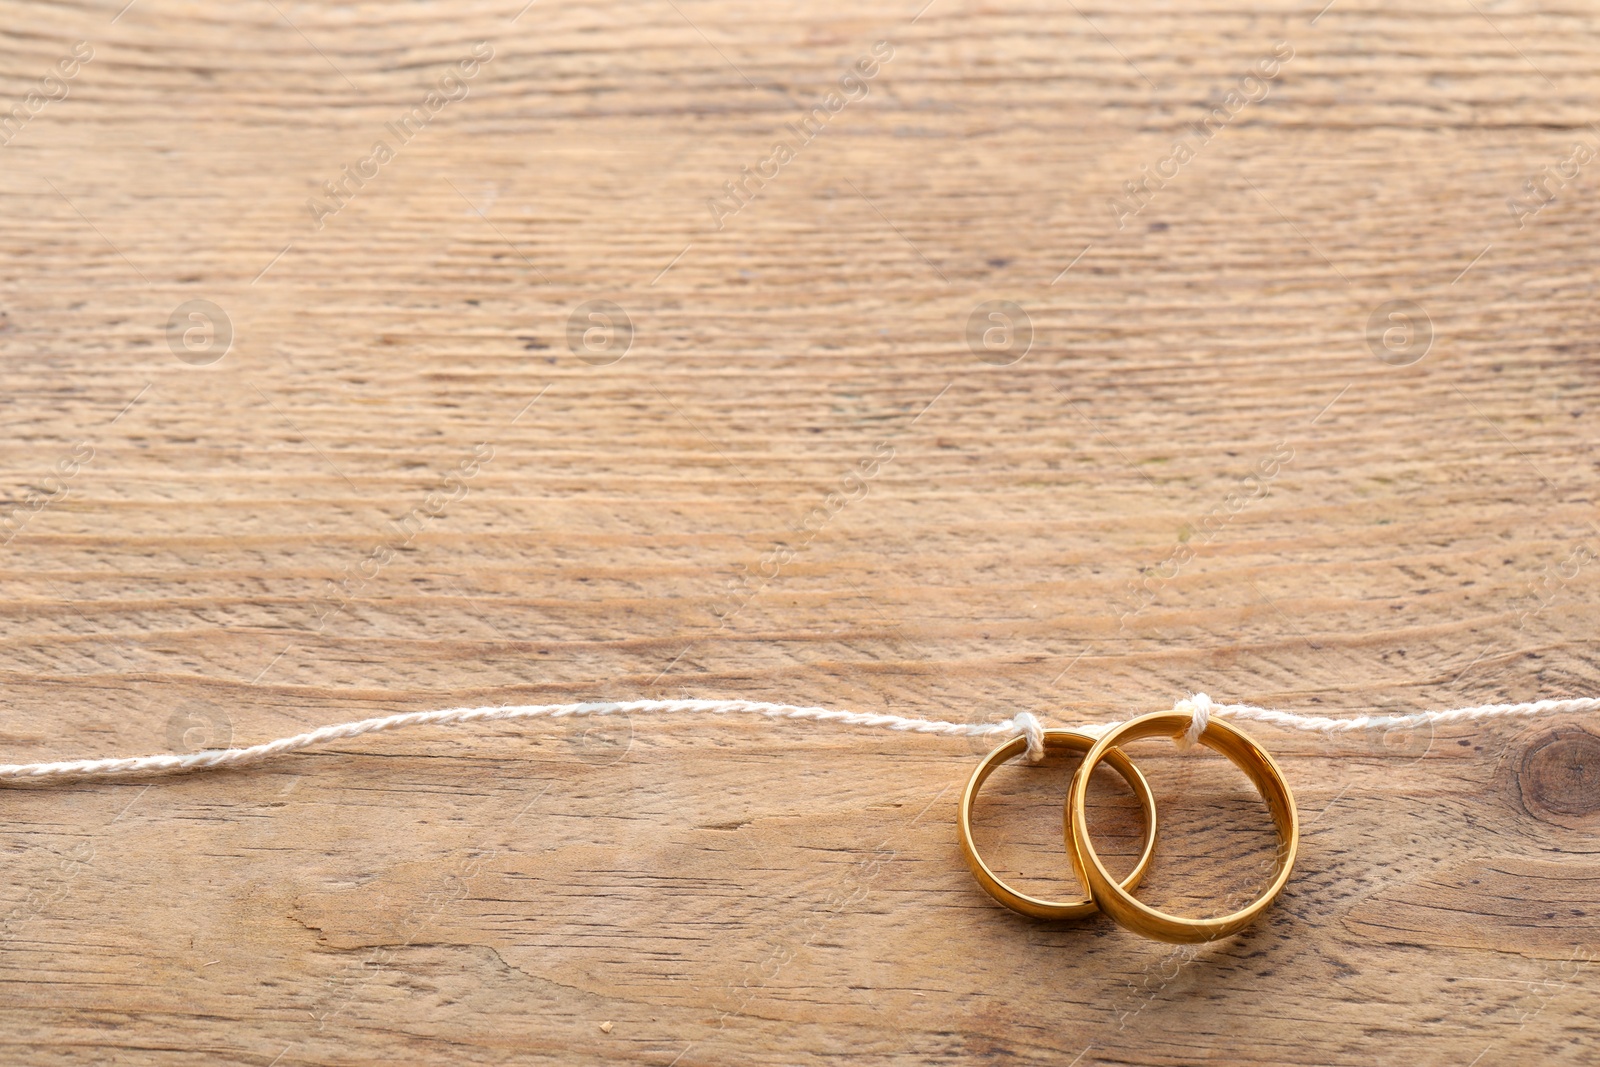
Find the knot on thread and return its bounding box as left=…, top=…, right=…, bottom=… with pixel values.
left=1012, top=711, right=1046, bottom=762
left=1174, top=693, right=1213, bottom=750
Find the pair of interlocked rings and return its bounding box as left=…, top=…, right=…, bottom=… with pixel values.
left=957, top=712, right=1299, bottom=943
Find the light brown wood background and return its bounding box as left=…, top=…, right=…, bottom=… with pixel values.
left=1, top=0, right=1598, bottom=1063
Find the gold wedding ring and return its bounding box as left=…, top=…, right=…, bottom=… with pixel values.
left=958, top=728, right=1157, bottom=919
left=1066, top=711, right=1299, bottom=944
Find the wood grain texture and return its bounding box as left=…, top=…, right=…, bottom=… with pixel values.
left=1, top=0, right=1599, bottom=1063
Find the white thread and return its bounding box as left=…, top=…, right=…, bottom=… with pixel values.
left=1, top=693, right=1598, bottom=783
left=1012, top=711, right=1046, bottom=763
left=1175, top=692, right=1212, bottom=750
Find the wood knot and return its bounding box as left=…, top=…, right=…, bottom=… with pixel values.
left=1517, top=727, right=1600, bottom=824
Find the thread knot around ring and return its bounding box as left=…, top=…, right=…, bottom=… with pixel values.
left=1012, top=711, right=1046, bottom=762
left=1174, top=693, right=1213, bottom=750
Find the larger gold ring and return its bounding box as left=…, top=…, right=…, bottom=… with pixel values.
left=1066, top=712, right=1299, bottom=943
left=959, top=728, right=1158, bottom=919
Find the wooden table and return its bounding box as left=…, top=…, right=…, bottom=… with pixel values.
left=2, top=1, right=1597, bottom=1063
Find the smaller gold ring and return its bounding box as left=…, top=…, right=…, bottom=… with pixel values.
left=959, top=728, right=1158, bottom=920
left=1067, top=712, right=1298, bottom=944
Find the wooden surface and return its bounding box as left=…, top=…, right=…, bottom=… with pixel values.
left=2, top=0, right=1599, bottom=1063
